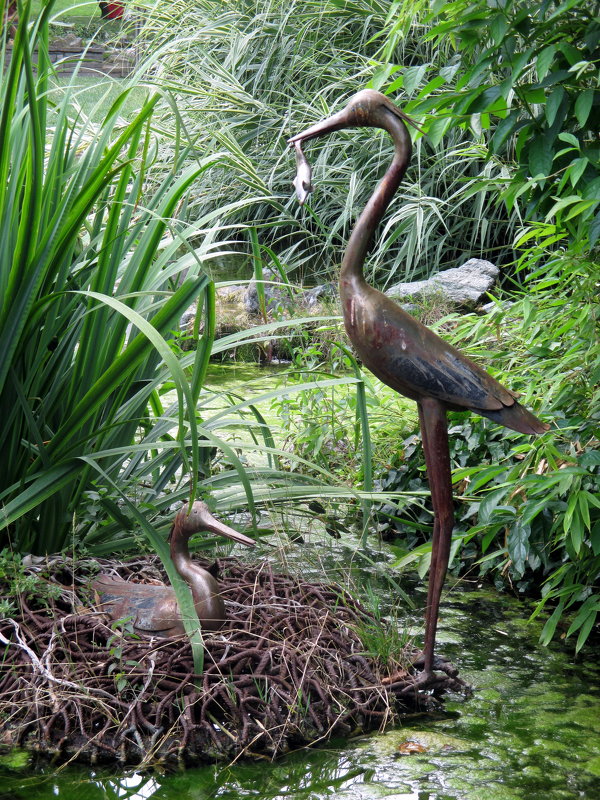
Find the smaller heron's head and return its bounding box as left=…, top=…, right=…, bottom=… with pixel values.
left=169, top=501, right=255, bottom=547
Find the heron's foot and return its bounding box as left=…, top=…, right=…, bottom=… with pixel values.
left=411, top=651, right=460, bottom=679
left=400, top=651, right=468, bottom=696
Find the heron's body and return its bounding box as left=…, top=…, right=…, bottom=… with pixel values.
left=290, top=89, right=547, bottom=678
left=92, top=501, right=255, bottom=636
left=340, top=275, right=544, bottom=434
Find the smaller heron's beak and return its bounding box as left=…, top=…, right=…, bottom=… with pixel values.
left=202, top=514, right=256, bottom=548
left=287, top=107, right=351, bottom=146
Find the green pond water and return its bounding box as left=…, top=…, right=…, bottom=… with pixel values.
left=2, top=366, right=599, bottom=799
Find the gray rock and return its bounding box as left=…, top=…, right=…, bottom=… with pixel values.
left=50, top=33, right=83, bottom=50
left=216, top=284, right=245, bottom=301
left=386, top=258, right=499, bottom=308
left=244, top=269, right=292, bottom=315
left=179, top=309, right=196, bottom=331
left=302, top=283, right=336, bottom=308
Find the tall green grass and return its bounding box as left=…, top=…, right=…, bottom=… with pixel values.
left=0, top=1, right=230, bottom=554
left=1, top=2, right=398, bottom=560
left=130, top=0, right=519, bottom=286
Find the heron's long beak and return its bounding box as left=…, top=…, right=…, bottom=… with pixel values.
left=287, top=107, right=352, bottom=145
left=203, top=514, right=256, bottom=547
left=288, top=108, right=352, bottom=206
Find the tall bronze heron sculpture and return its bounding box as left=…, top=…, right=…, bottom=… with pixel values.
left=93, top=501, right=255, bottom=635
left=289, top=89, right=548, bottom=679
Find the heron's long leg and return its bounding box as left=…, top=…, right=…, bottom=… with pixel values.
left=417, top=397, right=454, bottom=676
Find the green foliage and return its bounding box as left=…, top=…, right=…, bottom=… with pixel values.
left=0, top=2, right=217, bottom=554
left=0, top=548, right=62, bottom=617
left=271, top=342, right=375, bottom=503
left=379, top=0, right=600, bottom=251
left=353, top=583, right=412, bottom=670
left=0, top=5, right=396, bottom=564
left=106, top=616, right=142, bottom=695
left=133, top=0, right=514, bottom=283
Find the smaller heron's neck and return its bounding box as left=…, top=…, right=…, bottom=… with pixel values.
left=339, top=116, right=412, bottom=290
left=171, top=536, right=194, bottom=581
left=171, top=534, right=211, bottom=596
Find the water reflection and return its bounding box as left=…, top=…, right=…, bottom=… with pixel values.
left=109, top=774, right=160, bottom=799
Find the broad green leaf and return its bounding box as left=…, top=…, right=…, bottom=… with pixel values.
left=522, top=87, right=545, bottom=105
left=467, top=85, right=504, bottom=114
left=490, top=14, right=508, bottom=45
left=491, top=111, right=521, bottom=152
left=507, top=522, right=529, bottom=577
left=589, top=212, right=600, bottom=249
left=579, top=451, right=600, bottom=467
left=574, top=89, right=594, bottom=127
left=564, top=200, right=595, bottom=221
left=370, top=64, right=400, bottom=92
left=510, top=48, right=535, bottom=83
left=578, top=491, right=591, bottom=529
left=576, top=611, right=597, bottom=652
left=545, top=195, right=585, bottom=221
left=424, top=115, right=453, bottom=147
left=570, top=514, right=584, bottom=555
left=403, top=65, right=428, bottom=96
left=557, top=40, right=580, bottom=65
left=569, top=157, right=588, bottom=188
left=536, top=46, right=557, bottom=81
left=470, top=466, right=507, bottom=493
left=563, top=491, right=578, bottom=533
left=416, top=75, right=446, bottom=98
left=558, top=132, right=580, bottom=148
left=383, top=72, right=404, bottom=93
left=566, top=597, right=600, bottom=637
left=591, top=521, right=600, bottom=557
left=539, top=602, right=564, bottom=646
left=478, top=488, right=515, bottom=524
left=528, top=138, right=554, bottom=179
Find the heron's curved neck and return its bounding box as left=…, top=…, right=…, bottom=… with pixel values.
left=340, top=114, right=412, bottom=289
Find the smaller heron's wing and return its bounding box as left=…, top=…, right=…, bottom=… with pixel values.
left=92, top=575, right=183, bottom=635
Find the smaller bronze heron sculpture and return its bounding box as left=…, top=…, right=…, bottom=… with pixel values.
left=289, top=90, right=548, bottom=680
left=93, top=501, right=255, bottom=635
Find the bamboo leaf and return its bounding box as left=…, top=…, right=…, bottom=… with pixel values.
left=545, top=86, right=565, bottom=127
left=536, top=46, right=557, bottom=80
left=574, top=89, right=594, bottom=128
left=529, top=138, right=554, bottom=179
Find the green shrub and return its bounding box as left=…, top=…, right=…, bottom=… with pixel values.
left=131, top=0, right=517, bottom=284
left=378, top=0, right=600, bottom=253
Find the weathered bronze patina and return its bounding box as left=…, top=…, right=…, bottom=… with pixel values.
left=93, top=501, right=255, bottom=634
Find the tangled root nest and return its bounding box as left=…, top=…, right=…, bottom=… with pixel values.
left=0, top=556, right=465, bottom=767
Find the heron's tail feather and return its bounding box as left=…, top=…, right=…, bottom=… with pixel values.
left=476, top=400, right=549, bottom=435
